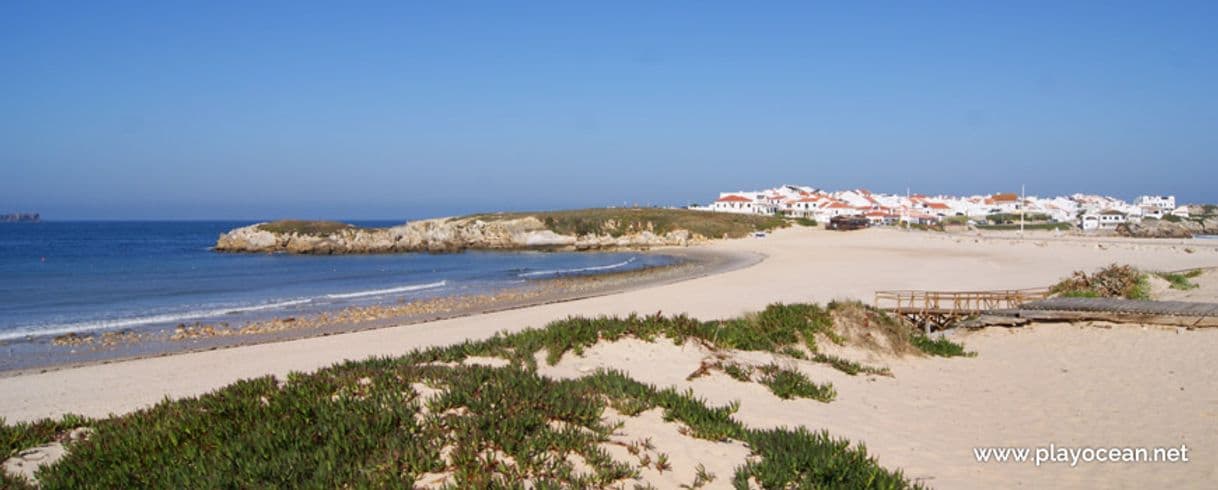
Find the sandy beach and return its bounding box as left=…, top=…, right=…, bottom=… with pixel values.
left=3, top=227, right=1217, bottom=488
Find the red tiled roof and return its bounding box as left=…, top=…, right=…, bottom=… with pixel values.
left=926, top=202, right=950, bottom=210
left=716, top=195, right=752, bottom=203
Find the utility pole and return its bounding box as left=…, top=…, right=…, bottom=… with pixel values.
left=904, top=186, right=910, bottom=231
left=1020, top=184, right=1026, bottom=236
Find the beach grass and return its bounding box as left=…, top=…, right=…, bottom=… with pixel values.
left=1154, top=269, right=1204, bottom=291
left=0, top=303, right=943, bottom=488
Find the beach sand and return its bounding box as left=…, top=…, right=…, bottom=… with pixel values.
left=2, top=227, right=1216, bottom=488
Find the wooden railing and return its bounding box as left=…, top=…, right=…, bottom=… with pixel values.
left=874, top=288, right=1051, bottom=315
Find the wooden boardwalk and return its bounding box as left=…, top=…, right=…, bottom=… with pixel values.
left=874, top=288, right=1051, bottom=332
left=1010, top=298, right=1218, bottom=327
left=875, top=290, right=1218, bottom=330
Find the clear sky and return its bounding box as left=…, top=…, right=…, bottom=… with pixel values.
left=3, top=1, right=1216, bottom=219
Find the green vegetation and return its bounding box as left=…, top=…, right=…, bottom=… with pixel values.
left=1050, top=264, right=1151, bottom=300
left=255, top=208, right=795, bottom=241
left=910, top=334, right=976, bottom=358
left=756, top=364, right=837, bottom=402
left=735, top=427, right=909, bottom=489
left=472, top=208, right=789, bottom=238
left=256, top=220, right=354, bottom=235
left=1163, top=213, right=1183, bottom=223
left=812, top=353, right=893, bottom=376
left=905, top=222, right=945, bottom=232
left=793, top=217, right=818, bottom=227
left=1, top=303, right=950, bottom=488
left=941, top=215, right=970, bottom=226
left=986, top=212, right=1051, bottom=224
left=1154, top=269, right=1205, bottom=291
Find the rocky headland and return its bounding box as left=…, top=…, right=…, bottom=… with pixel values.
left=1117, top=214, right=1218, bottom=239
left=213, top=209, right=786, bottom=254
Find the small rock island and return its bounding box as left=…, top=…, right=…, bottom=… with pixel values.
left=0, top=213, right=40, bottom=223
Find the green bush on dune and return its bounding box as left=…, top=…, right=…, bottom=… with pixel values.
left=0, top=303, right=956, bottom=489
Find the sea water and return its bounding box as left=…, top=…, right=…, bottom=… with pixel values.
left=0, top=221, right=673, bottom=342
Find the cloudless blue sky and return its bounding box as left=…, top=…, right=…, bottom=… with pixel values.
left=3, top=1, right=1216, bottom=219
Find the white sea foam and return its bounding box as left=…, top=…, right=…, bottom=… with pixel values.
left=518, top=257, right=637, bottom=278
left=0, top=298, right=313, bottom=342
left=2, top=280, right=455, bottom=342
left=323, top=280, right=447, bottom=299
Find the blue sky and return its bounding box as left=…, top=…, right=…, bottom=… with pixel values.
left=3, top=1, right=1216, bottom=219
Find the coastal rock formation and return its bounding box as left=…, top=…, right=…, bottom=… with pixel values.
left=215, top=216, right=703, bottom=254
left=0, top=212, right=39, bottom=223
left=1117, top=217, right=1218, bottom=239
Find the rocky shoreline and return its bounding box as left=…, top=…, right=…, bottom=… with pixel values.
left=215, top=215, right=704, bottom=254
left=1117, top=216, right=1218, bottom=239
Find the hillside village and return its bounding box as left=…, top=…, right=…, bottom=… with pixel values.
left=689, top=185, right=1192, bottom=231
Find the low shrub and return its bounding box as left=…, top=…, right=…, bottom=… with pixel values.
left=1050, top=264, right=1151, bottom=300
left=910, top=334, right=975, bottom=358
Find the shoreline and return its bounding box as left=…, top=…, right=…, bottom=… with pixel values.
left=0, top=246, right=762, bottom=378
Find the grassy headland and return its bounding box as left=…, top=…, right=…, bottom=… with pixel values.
left=256, top=220, right=355, bottom=235
left=468, top=207, right=790, bottom=239
left=255, top=208, right=789, bottom=240
left=1, top=302, right=966, bottom=488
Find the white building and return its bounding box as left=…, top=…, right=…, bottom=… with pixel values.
left=710, top=194, right=770, bottom=215
left=1094, top=209, right=1128, bottom=229
left=1135, top=195, right=1176, bottom=211
left=697, top=184, right=1182, bottom=230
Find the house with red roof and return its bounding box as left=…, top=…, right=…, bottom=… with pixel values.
left=709, top=193, right=775, bottom=215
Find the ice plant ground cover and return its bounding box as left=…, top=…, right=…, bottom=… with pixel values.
left=1, top=302, right=967, bottom=488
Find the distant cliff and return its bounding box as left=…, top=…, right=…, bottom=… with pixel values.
left=214, top=209, right=787, bottom=254
left=0, top=213, right=39, bottom=223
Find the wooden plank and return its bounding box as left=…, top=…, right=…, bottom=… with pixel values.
left=1014, top=310, right=1218, bottom=327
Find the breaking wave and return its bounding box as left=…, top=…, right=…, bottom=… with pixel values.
left=518, top=257, right=637, bottom=278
